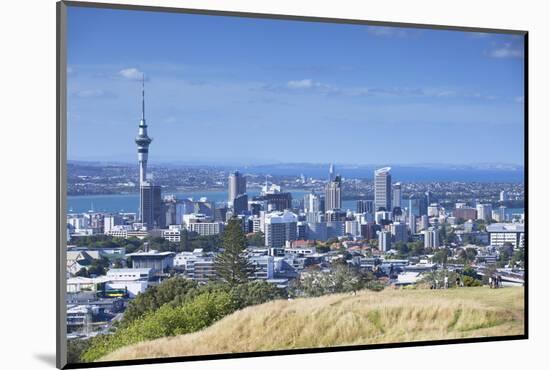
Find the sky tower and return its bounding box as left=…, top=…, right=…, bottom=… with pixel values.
left=134, top=74, right=161, bottom=229
left=135, top=74, right=152, bottom=185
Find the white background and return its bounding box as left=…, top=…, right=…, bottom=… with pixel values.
left=0, top=0, right=547, bottom=368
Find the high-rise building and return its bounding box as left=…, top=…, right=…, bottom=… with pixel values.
left=345, top=220, right=360, bottom=236
left=360, top=222, right=378, bottom=240
left=391, top=222, right=408, bottom=244
left=374, top=167, right=392, bottom=211
left=325, top=174, right=342, bottom=211
left=378, top=230, right=392, bottom=252
left=453, top=207, right=477, bottom=221
left=329, top=163, right=335, bottom=181
left=327, top=221, right=345, bottom=238
left=325, top=209, right=346, bottom=222
left=304, top=191, right=321, bottom=213
left=140, top=183, right=163, bottom=229
left=297, top=221, right=308, bottom=240
left=423, top=228, right=440, bottom=249
left=233, top=193, right=249, bottom=215
left=307, top=222, right=328, bottom=241
left=254, top=191, right=292, bottom=211
left=392, top=182, right=402, bottom=209
left=428, top=205, right=440, bottom=217
left=264, top=211, right=298, bottom=248
left=497, top=206, right=507, bottom=222
left=418, top=191, right=432, bottom=216
left=163, top=196, right=178, bottom=227
left=420, top=215, right=429, bottom=231
left=228, top=171, right=247, bottom=208
left=356, top=199, right=374, bottom=214
left=103, top=214, right=123, bottom=234
left=408, top=195, right=416, bottom=234
left=408, top=213, right=417, bottom=235
left=476, top=204, right=493, bottom=221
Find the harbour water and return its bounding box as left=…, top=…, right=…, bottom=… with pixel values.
left=67, top=191, right=524, bottom=217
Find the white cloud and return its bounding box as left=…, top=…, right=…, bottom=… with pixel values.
left=285, top=79, right=337, bottom=93
left=489, top=43, right=523, bottom=58
left=287, top=79, right=315, bottom=89
left=276, top=79, right=497, bottom=102
left=72, top=89, right=114, bottom=99
left=366, top=26, right=409, bottom=38
left=469, top=32, right=492, bottom=39
left=119, top=67, right=144, bottom=80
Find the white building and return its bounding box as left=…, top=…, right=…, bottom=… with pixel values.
left=476, top=204, right=493, bottom=221
left=249, top=255, right=275, bottom=280
left=162, top=225, right=184, bottom=242
left=104, top=214, right=123, bottom=234
left=374, top=167, right=392, bottom=211
left=423, top=228, right=440, bottom=249
left=420, top=215, right=429, bottom=231
left=187, top=221, right=224, bottom=236
left=345, top=220, right=360, bottom=236
left=375, top=211, right=392, bottom=224
left=487, top=223, right=525, bottom=248
left=104, top=225, right=133, bottom=238
left=428, top=205, right=440, bottom=217
left=264, top=211, right=298, bottom=248
left=105, top=268, right=151, bottom=297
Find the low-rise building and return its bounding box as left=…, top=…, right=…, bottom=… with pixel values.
left=487, top=223, right=525, bottom=248
left=126, top=250, right=175, bottom=275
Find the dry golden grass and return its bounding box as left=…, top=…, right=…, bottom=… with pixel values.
left=101, top=286, right=524, bottom=362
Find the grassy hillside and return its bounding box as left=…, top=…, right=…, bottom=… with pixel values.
left=101, top=287, right=524, bottom=362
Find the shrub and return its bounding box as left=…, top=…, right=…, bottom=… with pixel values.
left=120, top=277, right=199, bottom=327
left=82, top=291, right=236, bottom=362
left=67, top=339, right=92, bottom=364
left=462, top=275, right=482, bottom=287
left=230, top=280, right=287, bottom=308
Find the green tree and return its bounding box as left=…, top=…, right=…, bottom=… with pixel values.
left=394, top=242, right=409, bottom=256
left=510, top=248, right=525, bottom=268
left=214, top=218, right=251, bottom=285
left=120, top=277, right=199, bottom=327
left=409, top=241, right=425, bottom=256
left=229, top=280, right=286, bottom=307
left=75, top=268, right=89, bottom=277
left=246, top=231, right=265, bottom=247
left=67, top=339, right=92, bottom=364
left=432, top=248, right=449, bottom=266
left=87, top=257, right=109, bottom=276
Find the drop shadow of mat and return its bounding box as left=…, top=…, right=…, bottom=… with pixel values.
left=34, top=353, right=56, bottom=367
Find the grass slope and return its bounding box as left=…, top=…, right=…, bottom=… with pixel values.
left=101, top=287, right=524, bottom=361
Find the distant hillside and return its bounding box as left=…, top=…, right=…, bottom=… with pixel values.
left=100, top=287, right=524, bottom=362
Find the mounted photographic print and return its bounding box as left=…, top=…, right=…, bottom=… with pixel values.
left=57, top=1, right=527, bottom=368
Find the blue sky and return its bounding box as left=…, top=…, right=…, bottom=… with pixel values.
left=67, top=6, right=525, bottom=165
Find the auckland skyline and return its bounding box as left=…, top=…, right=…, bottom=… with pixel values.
left=67, top=7, right=525, bottom=165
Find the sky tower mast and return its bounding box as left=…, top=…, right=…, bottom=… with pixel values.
left=135, top=74, right=152, bottom=185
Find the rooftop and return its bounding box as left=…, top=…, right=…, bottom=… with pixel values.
left=126, top=250, right=175, bottom=257
left=265, top=210, right=298, bottom=224
left=486, top=223, right=525, bottom=233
